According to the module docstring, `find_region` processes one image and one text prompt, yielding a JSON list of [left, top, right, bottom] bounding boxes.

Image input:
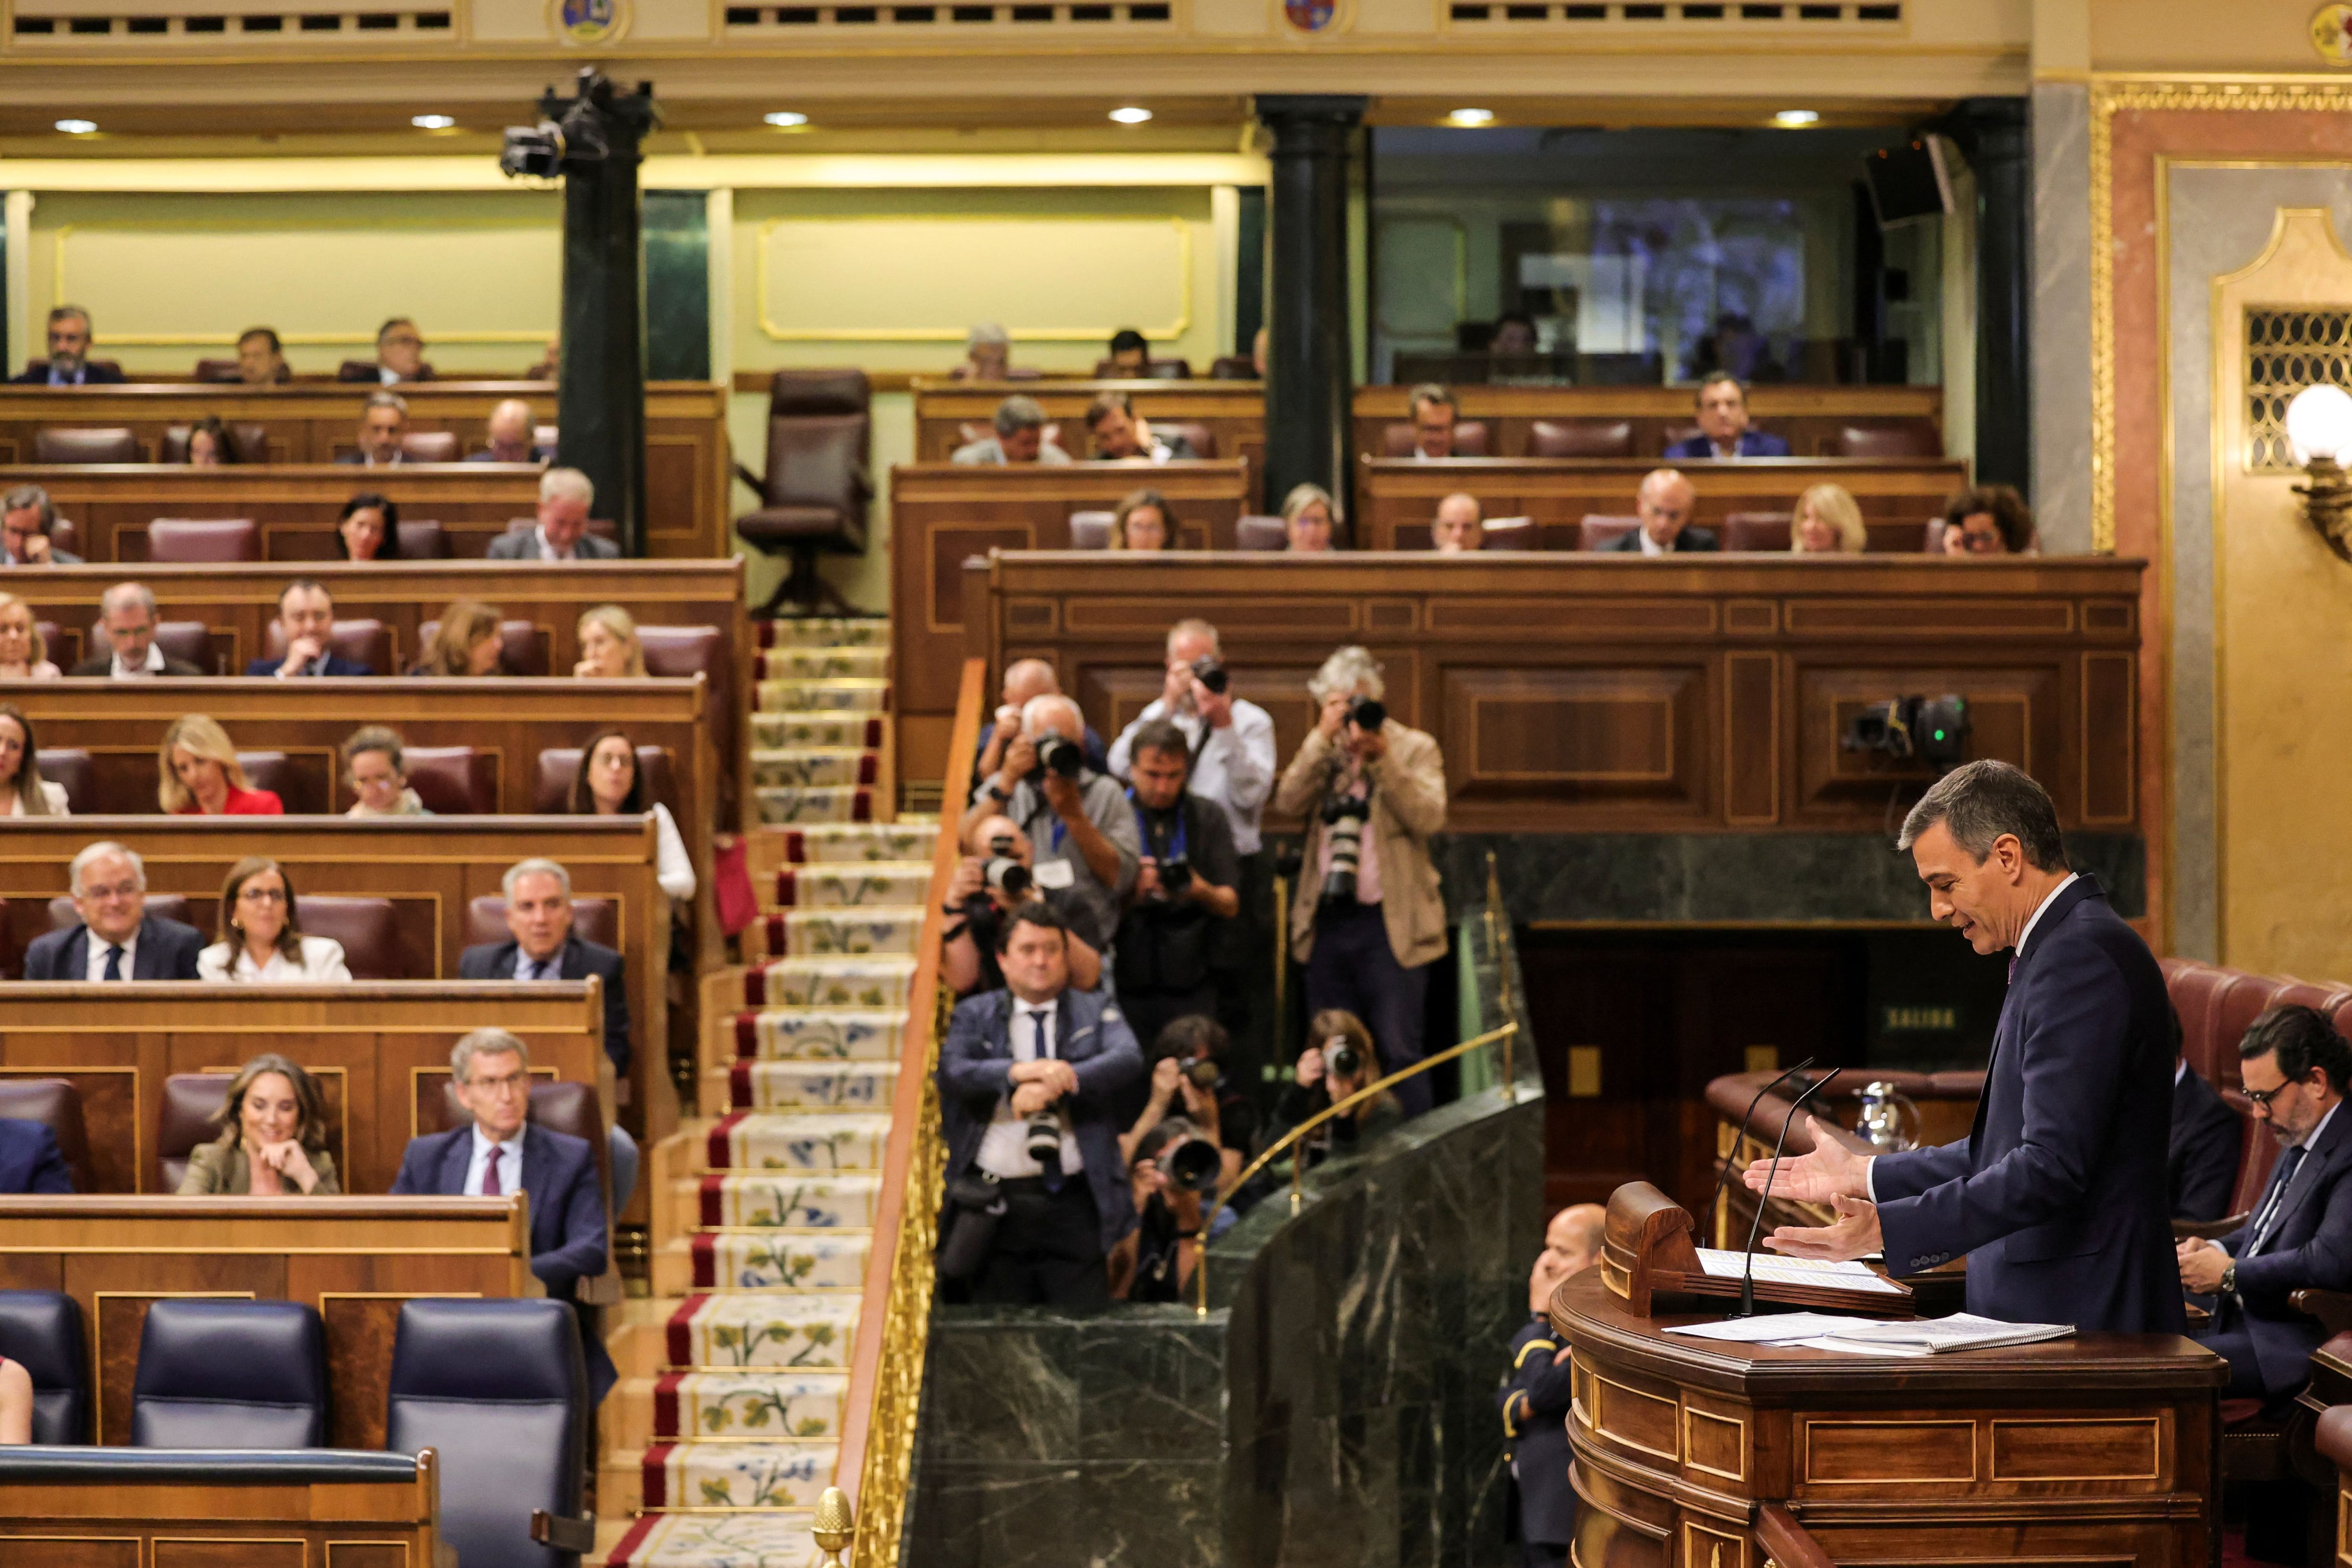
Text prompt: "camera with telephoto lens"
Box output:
[[1320, 793, 1372, 905], [1323, 1037, 1363, 1079], [982, 856, 1031, 901], [1150, 1032, 1223, 1090], [1191, 654, 1229, 696], [1346, 695, 1387, 733], [1155, 1124, 1224, 1194], [1024, 1105, 1065, 1175], [1034, 735, 1085, 780], [1840, 694, 1971, 774]]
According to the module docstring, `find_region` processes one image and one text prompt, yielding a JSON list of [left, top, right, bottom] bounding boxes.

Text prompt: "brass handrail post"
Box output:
[[1484, 849, 1514, 1102]]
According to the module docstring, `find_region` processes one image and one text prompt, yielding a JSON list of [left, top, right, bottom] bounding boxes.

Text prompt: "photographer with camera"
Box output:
[[1111, 719, 1241, 1076], [1266, 1009, 1404, 1159], [1121, 1015, 1256, 1190], [1274, 646, 1449, 1117], [941, 814, 1102, 999], [938, 903, 1143, 1308], [970, 658, 1107, 795], [961, 693, 1140, 953], [1112, 1116, 1229, 1303]]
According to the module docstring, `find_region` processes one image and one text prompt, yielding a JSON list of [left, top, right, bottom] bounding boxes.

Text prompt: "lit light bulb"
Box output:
[[1773, 109, 1820, 127], [55, 119, 96, 135], [2287, 383, 2352, 465], [1109, 106, 1153, 125], [412, 114, 456, 130], [1446, 108, 1495, 127], [764, 111, 809, 127]]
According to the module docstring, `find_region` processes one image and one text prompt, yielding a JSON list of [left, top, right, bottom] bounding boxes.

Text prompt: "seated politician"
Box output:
[[1084, 392, 1193, 461], [485, 468, 618, 562], [460, 858, 631, 1077], [2178, 1005, 2352, 1412], [178, 1053, 341, 1195], [69, 582, 206, 678], [572, 604, 647, 679], [16, 305, 125, 387], [3, 486, 82, 566], [246, 580, 374, 678], [951, 396, 1070, 466], [1940, 484, 2039, 556], [1407, 384, 1461, 460], [160, 715, 285, 816], [24, 840, 205, 980], [392, 1028, 615, 1400], [411, 601, 506, 677], [336, 493, 401, 562], [1431, 492, 1482, 554], [343, 726, 433, 818], [468, 398, 551, 463], [1282, 483, 1338, 552], [198, 856, 352, 983], [237, 326, 290, 386], [348, 316, 430, 385], [336, 391, 409, 468], [1663, 372, 1791, 460], [0, 1116, 73, 1194], [1108, 490, 1173, 553], [1600, 469, 1717, 554], [2171, 1016, 2242, 1224]]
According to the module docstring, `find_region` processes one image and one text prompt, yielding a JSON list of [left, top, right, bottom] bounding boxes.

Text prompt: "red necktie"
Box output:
[[483, 1145, 502, 1196]]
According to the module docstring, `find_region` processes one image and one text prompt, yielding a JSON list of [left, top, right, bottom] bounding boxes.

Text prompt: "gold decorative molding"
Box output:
[[2089, 73, 2352, 554], [755, 213, 1192, 343]]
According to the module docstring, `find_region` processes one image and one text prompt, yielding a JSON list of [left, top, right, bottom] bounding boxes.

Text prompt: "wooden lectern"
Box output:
[[1554, 1184, 2225, 1568]]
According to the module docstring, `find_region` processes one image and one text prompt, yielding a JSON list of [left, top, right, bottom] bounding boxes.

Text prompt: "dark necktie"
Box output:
[[528, 956, 551, 982], [1027, 1009, 1063, 1189], [2251, 1144, 2310, 1254], [483, 1145, 503, 1197], [102, 944, 124, 981]]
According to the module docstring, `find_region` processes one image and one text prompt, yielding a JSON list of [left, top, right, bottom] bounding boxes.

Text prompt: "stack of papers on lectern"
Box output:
[[1662, 1311, 2074, 1356], [1691, 1248, 1907, 1295]]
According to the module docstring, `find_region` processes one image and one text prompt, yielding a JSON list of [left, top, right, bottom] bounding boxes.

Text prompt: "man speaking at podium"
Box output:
[[1745, 760, 2184, 1334]]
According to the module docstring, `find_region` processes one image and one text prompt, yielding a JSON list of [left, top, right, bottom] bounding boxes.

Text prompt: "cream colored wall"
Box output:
[[24, 189, 561, 378], [2088, 0, 2341, 72]]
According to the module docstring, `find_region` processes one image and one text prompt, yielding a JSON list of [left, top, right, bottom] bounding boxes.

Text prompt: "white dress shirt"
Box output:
[[463, 1122, 527, 1196], [85, 929, 137, 981], [974, 998, 1084, 1178], [5, 780, 69, 816], [532, 525, 577, 562], [1106, 697, 1277, 855], [110, 643, 167, 679], [1637, 528, 1669, 557], [514, 945, 567, 982], [198, 935, 352, 983], [653, 802, 697, 901]]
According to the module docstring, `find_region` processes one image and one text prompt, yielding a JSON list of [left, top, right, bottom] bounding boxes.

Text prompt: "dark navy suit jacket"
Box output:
[[390, 1121, 615, 1400], [0, 1118, 73, 1193], [1874, 874, 2186, 1334], [23, 913, 205, 981], [1499, 1314, 1576, 1546], [939, 985, 1143, 1253], [2170, 1064, 2243, 1222], [2213, 1102, 2352, 1396], [1597, 526, 1719, 554], [242, 652, 375, 678], [459, 936, 629, 1075], [1662, 430, 1792, 459]]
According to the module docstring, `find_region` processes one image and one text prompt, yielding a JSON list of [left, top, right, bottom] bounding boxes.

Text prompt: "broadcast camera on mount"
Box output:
[[1840, 694, 1970, 774]]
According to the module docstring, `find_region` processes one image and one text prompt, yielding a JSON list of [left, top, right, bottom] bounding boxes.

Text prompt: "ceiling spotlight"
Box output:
[[1446, 108, 1495, 127], [764, 111, 809, 127], [55, 119, 96, 135], [1773, 109, 1820, 127], [412, 114, 456, 130], [1109, 106, 1153, 125]]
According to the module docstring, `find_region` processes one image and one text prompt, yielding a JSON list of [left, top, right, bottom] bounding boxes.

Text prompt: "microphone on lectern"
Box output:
[[1736, 1069, 1842, 1319], [1701, 1056, 1818, 1245]]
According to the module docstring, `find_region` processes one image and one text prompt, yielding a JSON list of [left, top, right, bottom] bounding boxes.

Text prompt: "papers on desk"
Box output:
[[1665, 1310, 2074, 1357], [1692, 1247, 1907, 1296]]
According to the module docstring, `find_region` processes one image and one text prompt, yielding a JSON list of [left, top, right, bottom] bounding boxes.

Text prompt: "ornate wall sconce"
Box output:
[[2288, 383, 2352, 561]]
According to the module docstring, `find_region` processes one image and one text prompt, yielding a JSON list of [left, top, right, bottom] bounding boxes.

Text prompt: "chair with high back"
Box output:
[[0, 1078, 91, 1192], [1069, 511, 1115, 550], [732, 369, 873, 616], [1381, 421, 1490, 457], [34, 428, 141, 465], [0, 1291, 90, 1443], [33, 749, 92, 813], [48, 519, 79, 558], [1527, 419, 1636, 458], [150, 621, 216, 672], [1723, 512, 1795, 552], [1208, 355, 1257, 380], [132, 1299, 328, 1449], [192, 358, 242, 384], [399, 745, 498, 814], [155, 1075, 230, 1193], [400, 432, 460, 464], [297, 896, 412, 979], [415, 619, 550, 676], [235, 752, 317, 811], [395, 519, 452, 559], [263, 618, 391, 675], [1834, 421, 1942, 459], [1162, 421, 1217, 459], [637, 624, 729, 724], [466, 896, 620, 952], [1480, 517, 1541, 552], [533, 745, 675, 816], [1578, 515, 1641, 552], [1236, 515, 1289, 551], [158, 423, 272, 464], [148, 519, 260, 564], [385, 1299, 590, 1567], [1091, 357, 1191, 379]]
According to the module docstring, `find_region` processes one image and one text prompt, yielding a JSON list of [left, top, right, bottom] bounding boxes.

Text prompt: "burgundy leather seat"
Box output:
[[0, 1078, 92, 1192], [533, 744, 676, 816], [1090, 357, 1192, 379], [1835, 421, 1942, 459], [297, 896, 412, 979], [192, 358, 242, 384], [237, 751, 326, 813], [399, 746, 498, 814], [1069, 512, 1114, 550], [1236, 515, 1289, 551], [414, 619, 550, 677], [1578, 515, 1641, 551], [733, 369, 872, 616], [34, 749, 91, 812], [1723, 512, 1794, 552], [1207, 355, 1257, 380], [1480, 517, 1540, 552], [1381, 421, 1490, 457], [263, 618, 390, 675], [148, 518, 260, 564], [400, 432, 460, 464], [1922, 517, 1952, 553], [34, 428, 141, 465], [1162, 421, 1217, 459], [47, 519, 79, 558], [159, 424, 271, 464], [1528, 419, 1634, 459], [156, 1075, 230, 1193], [338, 360, 435, 383], [396, 520, 453, 560], [465, 896, 620, 952]]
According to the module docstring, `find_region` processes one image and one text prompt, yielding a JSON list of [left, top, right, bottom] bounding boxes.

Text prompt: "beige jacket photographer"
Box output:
[[1273, 657, 1448, 970]]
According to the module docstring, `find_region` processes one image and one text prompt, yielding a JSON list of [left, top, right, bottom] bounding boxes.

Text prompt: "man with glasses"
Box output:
[[2177, 1006, 2352, 1411], [68, 582, 207, 678], [390, 1028, 615, 1401], [457, 858, 629, 1078], [21, 840, 204, 980]]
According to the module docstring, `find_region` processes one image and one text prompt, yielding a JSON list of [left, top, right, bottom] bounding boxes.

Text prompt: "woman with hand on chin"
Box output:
[[198, 856, 351, 982], [177, 1053, 342, 1195], [160, 714, 284, 816]]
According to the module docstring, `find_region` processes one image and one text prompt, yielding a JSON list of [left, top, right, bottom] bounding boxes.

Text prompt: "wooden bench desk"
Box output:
[[0, 982, 603, 1196], [0, 816, 673, 1145], [0, 1194, 535, 1449], [911, 378, 1265, 476], [1350, 383, 1947, 464], [961, 550, 2144, 836], [1358, 456, 1972, 551], [890, 459, 1251, 780], [0, 379, 731, 556]]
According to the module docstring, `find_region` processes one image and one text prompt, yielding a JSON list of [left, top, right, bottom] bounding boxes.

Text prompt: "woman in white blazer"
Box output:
[[197, 856, 354, 983]]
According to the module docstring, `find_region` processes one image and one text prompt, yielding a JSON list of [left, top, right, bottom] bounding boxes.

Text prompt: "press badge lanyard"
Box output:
[[1127, 790, 1188, 863]]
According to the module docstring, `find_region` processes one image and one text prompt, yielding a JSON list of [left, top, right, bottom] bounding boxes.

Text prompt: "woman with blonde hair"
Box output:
[[0, 704, 65, 816], [410, 601, 504, 677], [0, 594, 61, 680], [198, 856, 351, 982], [1108, 489, 1175, 552], [177, 1052, 340, 1195], [572, 603, 648, 678], [1789, 483, 1867, 555], [159, 714, 283, 816], [1281, 483, 1339, 552]]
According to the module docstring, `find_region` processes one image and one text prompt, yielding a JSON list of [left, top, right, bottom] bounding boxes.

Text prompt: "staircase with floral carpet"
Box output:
[[602, 617, 945, 1567]]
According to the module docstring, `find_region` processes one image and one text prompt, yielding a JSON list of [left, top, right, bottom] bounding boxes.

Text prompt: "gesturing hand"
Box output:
[[1762, 1194, 1882, 1262], [1741, 1116, 1870, 1203]]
